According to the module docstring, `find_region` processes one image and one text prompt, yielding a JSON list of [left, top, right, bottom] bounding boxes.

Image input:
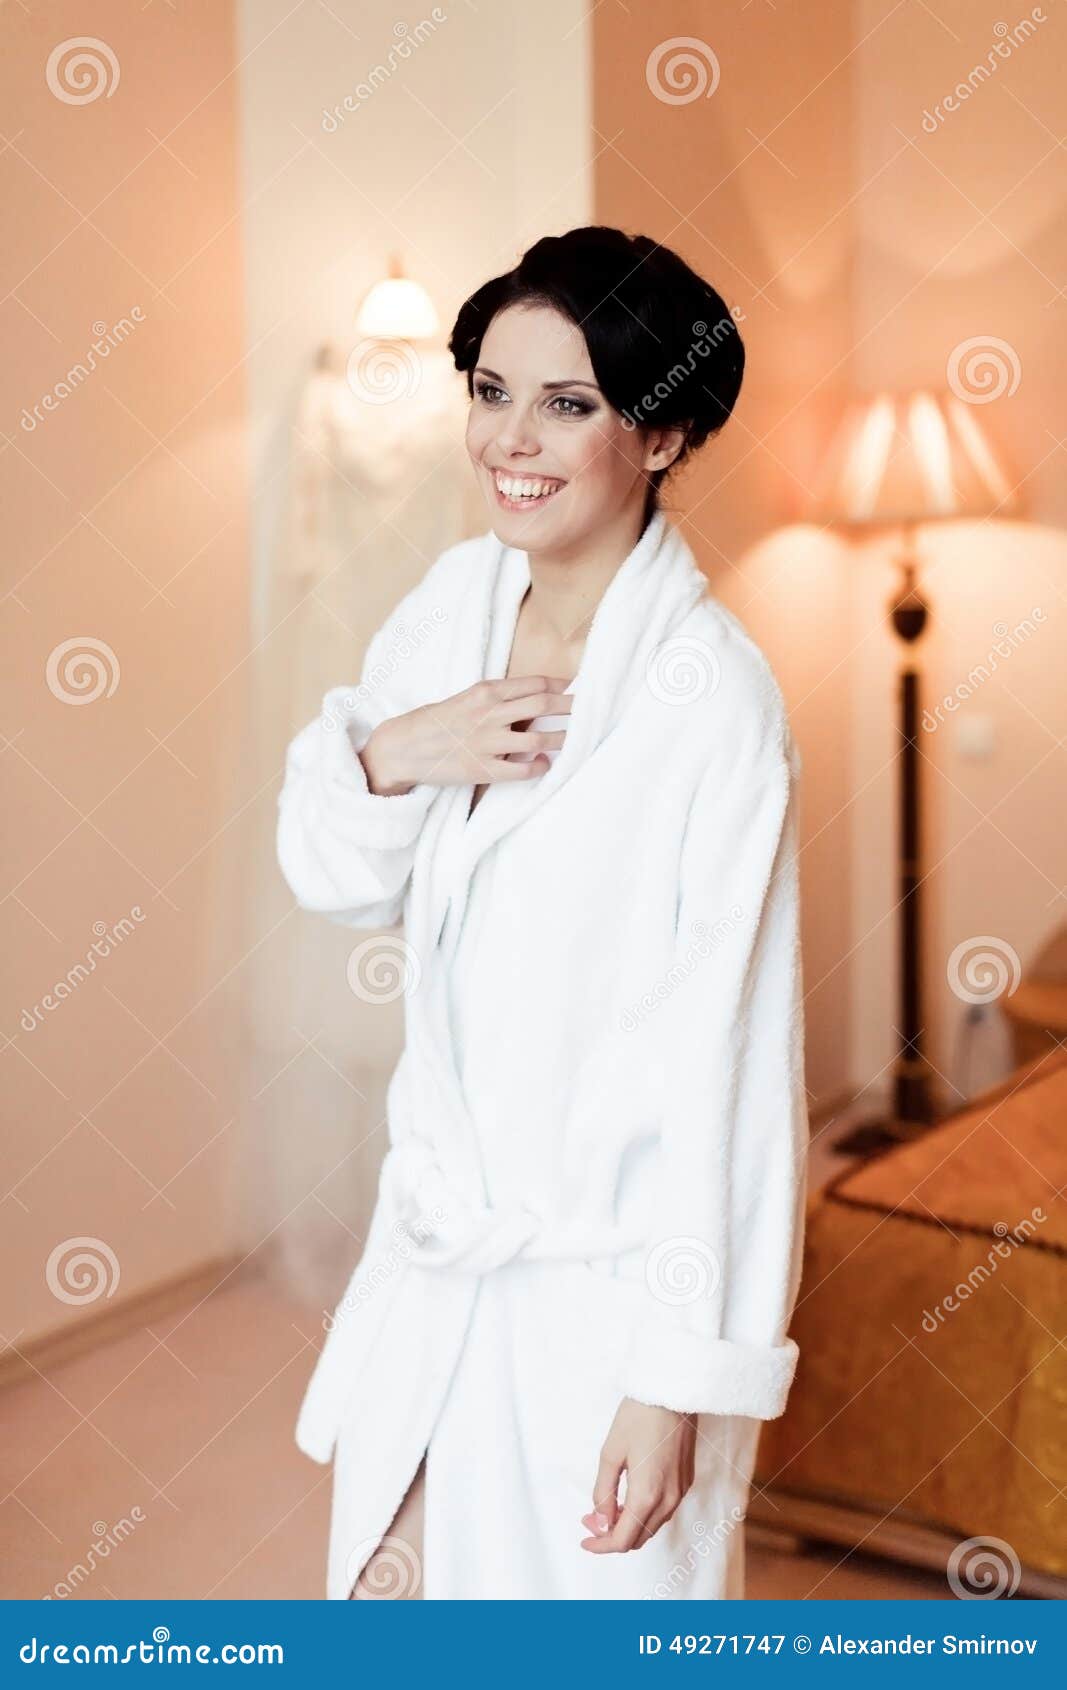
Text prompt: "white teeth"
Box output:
[[495, 472, 561, 500]]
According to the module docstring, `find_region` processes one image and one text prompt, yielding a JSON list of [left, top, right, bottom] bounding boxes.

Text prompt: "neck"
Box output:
[[521, 494, 654, 645]]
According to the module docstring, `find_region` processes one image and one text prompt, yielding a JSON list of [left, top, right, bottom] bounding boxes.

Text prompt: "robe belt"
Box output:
[[380, 1142, 604, 1276]]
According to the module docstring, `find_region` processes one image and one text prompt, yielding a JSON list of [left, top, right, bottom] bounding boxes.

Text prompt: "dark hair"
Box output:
[[448, 225, 745, 526]]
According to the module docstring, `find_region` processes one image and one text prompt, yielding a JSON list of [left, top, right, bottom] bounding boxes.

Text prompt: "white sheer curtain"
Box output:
[[242, 341, 476, 1305]]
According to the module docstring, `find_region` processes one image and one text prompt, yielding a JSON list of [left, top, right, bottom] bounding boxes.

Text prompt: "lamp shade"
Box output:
[[355, 255, 439, 341], [811, 389, 1019, 528]]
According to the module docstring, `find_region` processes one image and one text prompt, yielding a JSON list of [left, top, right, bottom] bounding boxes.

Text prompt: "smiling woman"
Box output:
[[451, 225, 744, 545], [279, 225, 806, 1601]]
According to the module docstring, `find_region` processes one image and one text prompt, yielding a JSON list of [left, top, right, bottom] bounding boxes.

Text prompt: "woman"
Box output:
[[276, 226, 808, 1601]]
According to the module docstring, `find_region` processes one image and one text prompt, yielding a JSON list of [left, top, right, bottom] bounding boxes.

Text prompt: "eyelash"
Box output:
[[473, 379, 595, 418]]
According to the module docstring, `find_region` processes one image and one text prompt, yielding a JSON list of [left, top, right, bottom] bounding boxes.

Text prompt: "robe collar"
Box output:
[[427, 508, 711, 962]]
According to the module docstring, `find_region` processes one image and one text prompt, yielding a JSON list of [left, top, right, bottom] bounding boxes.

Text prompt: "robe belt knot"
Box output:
[[381, 1142, 546, 1275]]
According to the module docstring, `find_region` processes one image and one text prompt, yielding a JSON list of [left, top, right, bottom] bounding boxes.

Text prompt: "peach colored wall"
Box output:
[[1, 4, 250, 1343], [593, 6, 859, 1110], [594, 3, 1067, 1114], [848, 0, 1067, 1108], [231, 0, 595, 1296]]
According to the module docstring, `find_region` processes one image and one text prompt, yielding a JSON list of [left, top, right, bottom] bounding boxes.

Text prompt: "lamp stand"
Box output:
[[833, 524, 938, 1156]]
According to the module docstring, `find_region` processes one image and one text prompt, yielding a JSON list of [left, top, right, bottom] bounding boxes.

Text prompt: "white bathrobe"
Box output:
[[276, 509, 808, 1600]]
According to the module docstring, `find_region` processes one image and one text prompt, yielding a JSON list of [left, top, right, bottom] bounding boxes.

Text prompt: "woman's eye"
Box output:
[[473, 381, 593, 417], [550, 395, 594, 418]]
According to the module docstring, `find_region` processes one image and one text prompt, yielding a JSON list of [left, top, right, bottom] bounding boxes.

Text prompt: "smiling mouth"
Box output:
[[491, 469, 566, 509]]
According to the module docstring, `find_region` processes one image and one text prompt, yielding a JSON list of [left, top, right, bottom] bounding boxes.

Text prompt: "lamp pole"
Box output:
[[835, 522, 937, 1154], [890, 528, 936, 1128]]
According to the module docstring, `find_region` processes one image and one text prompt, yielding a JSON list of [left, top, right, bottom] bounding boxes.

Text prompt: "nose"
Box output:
[[495, 403, 541, 458]]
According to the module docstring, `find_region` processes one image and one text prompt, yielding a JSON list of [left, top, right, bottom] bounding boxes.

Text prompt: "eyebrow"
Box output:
[[474, 366, 601, 393]]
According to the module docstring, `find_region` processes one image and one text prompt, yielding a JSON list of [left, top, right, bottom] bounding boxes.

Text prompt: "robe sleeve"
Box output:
[[275, 580, 447, 930], [616, 708, 808, 1421]]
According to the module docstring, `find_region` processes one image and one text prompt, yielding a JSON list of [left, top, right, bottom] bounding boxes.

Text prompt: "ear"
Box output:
[[641, 424, 689, 474]]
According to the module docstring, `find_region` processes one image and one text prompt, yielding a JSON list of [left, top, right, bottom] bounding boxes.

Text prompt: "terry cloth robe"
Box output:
[[276, 508, 808, 1600]]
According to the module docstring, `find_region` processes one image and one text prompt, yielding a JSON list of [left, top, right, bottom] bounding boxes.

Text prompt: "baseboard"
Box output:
[[0, 1253, 245, 1390]]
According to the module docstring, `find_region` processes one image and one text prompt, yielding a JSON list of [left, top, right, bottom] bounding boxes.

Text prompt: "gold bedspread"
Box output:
[[755, 1053, 1067, 1577]]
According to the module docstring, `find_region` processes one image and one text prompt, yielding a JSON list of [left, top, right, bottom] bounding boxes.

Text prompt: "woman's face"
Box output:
[[465, 303, 679, 551]]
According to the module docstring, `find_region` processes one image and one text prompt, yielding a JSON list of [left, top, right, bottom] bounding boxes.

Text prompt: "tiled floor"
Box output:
[[2, 1263, 947, 1601]]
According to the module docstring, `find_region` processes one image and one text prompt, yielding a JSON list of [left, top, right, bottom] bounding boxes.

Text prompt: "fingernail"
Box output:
[[582, 1511, 610, 1534]]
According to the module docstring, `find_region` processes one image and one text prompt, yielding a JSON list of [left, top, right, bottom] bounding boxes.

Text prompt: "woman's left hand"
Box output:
[[580, 1397, 697, 1552]]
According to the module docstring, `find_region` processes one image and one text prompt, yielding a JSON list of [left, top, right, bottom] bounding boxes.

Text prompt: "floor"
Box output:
[[2, 1105, 952, 1602]]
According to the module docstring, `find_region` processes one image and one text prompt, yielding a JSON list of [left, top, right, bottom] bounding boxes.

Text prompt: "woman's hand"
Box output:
[[358, 675, 573, 797], [580, 1398, 697, 1552]]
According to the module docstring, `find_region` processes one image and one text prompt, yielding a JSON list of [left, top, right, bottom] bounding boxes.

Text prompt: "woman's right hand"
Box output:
[[357, 675, 574, 797]]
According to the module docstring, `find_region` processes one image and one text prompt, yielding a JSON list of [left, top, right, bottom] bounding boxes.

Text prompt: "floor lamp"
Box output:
[[812, 390, 1018, 1155]]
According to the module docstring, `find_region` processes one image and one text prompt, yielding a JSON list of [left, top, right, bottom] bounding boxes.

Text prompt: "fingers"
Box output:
[[486, 728, 567, 756], [483, 674, 575, 703], [580, 1447, 623, 1549], [483, 683, 576, 726], [581, 1482, 683, 1553]]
